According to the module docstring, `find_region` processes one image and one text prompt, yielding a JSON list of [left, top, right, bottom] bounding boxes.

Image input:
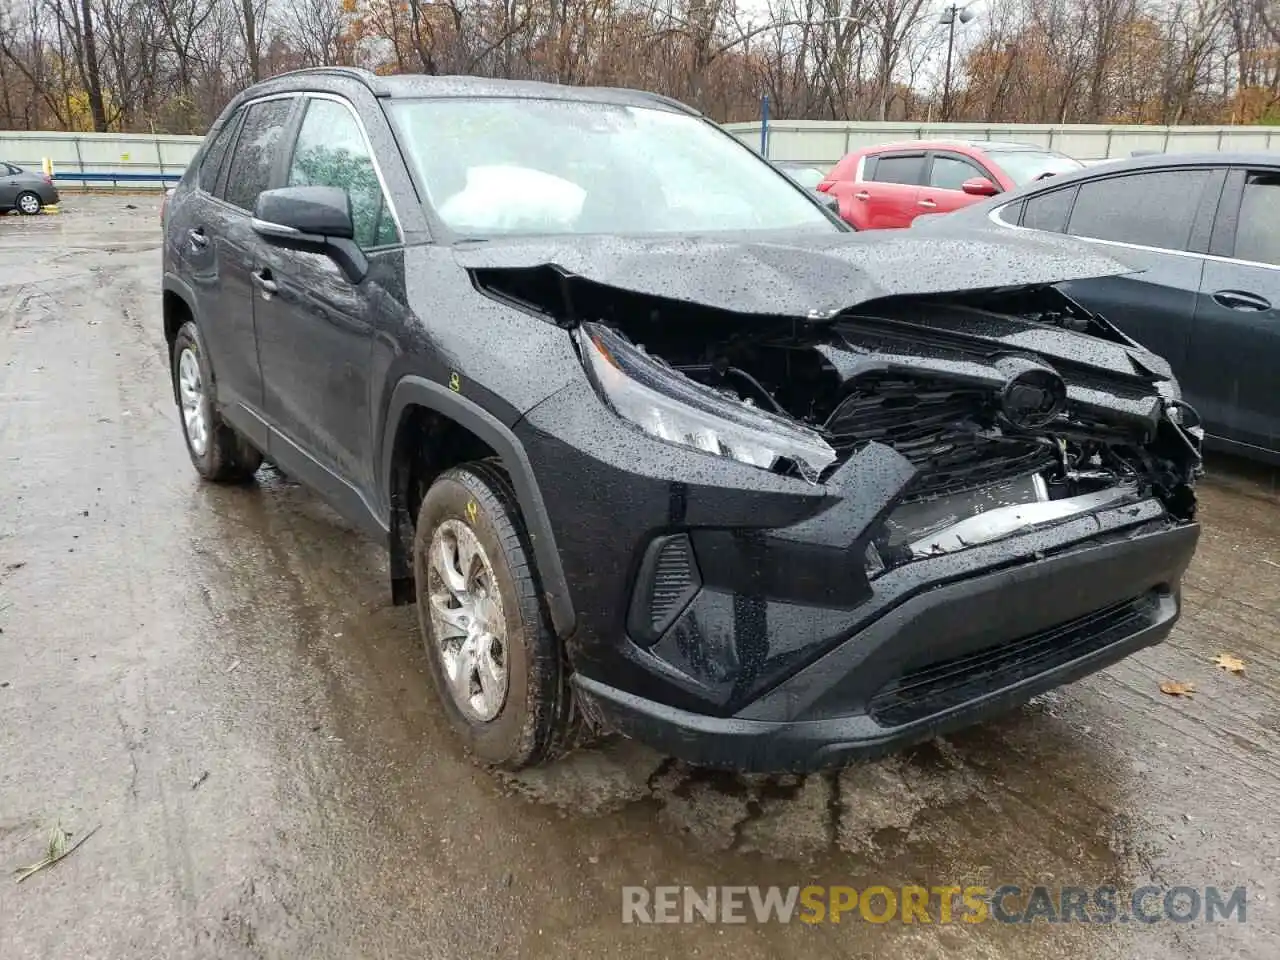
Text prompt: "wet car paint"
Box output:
[[2, 198, 1280, 958], [454, 228, 1138, 319]]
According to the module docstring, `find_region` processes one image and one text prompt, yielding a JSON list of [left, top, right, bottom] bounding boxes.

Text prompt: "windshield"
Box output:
[[987, 150, 1083, 186], [387, 98, 837, 237]]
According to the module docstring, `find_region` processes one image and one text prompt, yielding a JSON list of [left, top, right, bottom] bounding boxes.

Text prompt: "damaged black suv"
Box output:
[[162, 67, 1203, 773]]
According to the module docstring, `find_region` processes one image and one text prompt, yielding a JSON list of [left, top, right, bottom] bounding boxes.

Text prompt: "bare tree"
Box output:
[[0, 0, 1275, 133]]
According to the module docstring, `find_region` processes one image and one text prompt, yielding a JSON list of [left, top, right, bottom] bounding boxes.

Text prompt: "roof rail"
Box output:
[[263, 65, 391, 97]]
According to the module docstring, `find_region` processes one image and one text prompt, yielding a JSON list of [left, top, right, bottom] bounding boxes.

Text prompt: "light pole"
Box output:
[[939, 2, 976, 121]]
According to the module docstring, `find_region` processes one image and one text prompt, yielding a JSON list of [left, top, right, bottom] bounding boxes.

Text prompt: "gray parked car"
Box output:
[[913, 153, 1280, 464], [1, 162, 59, 214]]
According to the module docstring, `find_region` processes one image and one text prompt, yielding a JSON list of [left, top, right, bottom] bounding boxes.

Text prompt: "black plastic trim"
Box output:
[[379, 375, 575, 636], [626, 533, 702, 646]]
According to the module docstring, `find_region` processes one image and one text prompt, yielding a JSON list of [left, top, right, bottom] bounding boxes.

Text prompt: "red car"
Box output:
[[819, 139, 1082, 230]]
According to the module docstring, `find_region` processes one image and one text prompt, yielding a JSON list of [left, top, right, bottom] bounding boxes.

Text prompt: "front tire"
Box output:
[[15, 191, 42, 215], [413, 461, 572, 770], [171, 321, 262, 483]]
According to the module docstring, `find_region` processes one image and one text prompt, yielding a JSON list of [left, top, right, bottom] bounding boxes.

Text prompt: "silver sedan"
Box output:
[[1, 161, 60, 214]]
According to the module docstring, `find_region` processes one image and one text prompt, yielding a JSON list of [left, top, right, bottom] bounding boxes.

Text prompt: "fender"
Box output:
[[380, 375, 576, 638], [162, 272, 203, 403]]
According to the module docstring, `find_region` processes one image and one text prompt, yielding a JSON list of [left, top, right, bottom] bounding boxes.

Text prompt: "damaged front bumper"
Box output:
[[518, 379, 1201, 773]]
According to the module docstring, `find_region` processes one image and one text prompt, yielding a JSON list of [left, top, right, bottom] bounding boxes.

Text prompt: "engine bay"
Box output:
[[472, 265, 1202, 533]]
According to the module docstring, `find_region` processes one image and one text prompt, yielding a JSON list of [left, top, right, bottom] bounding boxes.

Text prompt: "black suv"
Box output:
[[163, 67, 1203, 773]]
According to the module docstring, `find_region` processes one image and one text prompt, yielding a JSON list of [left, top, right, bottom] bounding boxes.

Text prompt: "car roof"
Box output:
[[236, 66, 700, 116], [857, 138, 1053, 154]]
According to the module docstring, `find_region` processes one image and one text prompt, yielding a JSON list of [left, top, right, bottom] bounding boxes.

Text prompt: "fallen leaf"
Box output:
[[1160, 680, 1196, 697], [1213, 654, 1245, 674]]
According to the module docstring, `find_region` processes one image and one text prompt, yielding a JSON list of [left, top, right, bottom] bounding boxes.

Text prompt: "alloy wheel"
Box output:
[[177, 347, 209, 456], [426, 519, 509, 722]]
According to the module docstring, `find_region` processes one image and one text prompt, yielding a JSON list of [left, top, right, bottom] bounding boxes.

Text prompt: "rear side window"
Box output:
[[223, 98, 295, 212], [198, 119, 239, 194], [869, 154, 924, 185], [1066, 169, 1211, 251], [1233, 174, 1280, 266], [1022, 186, 1078, 233]]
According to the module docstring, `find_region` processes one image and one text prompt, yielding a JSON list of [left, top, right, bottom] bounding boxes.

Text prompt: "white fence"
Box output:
[[724, 120, 1280, 165], [3, 121, 1278, 186], [0, 131, 204, 186]]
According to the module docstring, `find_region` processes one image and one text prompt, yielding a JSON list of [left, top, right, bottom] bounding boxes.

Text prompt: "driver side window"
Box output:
[[929, 154, 984, 191], [288, 98, 398, 250]]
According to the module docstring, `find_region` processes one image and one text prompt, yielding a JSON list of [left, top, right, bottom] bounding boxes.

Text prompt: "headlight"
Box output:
[[577, 322, 837, 481]]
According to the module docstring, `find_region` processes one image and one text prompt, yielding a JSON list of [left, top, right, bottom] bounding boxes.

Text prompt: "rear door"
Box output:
[[920, 151, 996, 216], [856, 152, 924, 228], [1026, 166, 1224, 399], [197, 95, 299, 438], [1185, 167, 1280, 453]]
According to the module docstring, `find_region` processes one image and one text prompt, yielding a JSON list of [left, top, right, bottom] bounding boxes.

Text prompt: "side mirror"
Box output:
[[252, 185, 367, 283], [820, 192, 840, 214], [961, 177, 999, 197]]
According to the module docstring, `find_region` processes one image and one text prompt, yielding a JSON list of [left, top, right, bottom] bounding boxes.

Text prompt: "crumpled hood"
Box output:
[[452, 227, 1136, 317]]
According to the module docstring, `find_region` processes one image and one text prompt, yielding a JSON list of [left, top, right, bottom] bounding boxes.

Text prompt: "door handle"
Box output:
[[1212, 289, 1271, 312], [188, 228, 208, 248], [252, 270, 278, 298], [918, 198, 937, 209], [853, 191, 870, 201]]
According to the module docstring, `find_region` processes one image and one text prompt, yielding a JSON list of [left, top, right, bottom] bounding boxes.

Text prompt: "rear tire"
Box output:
[[413, 461, 574, 770], [15, 191, 42, 215], [171, 321, 262, 483]]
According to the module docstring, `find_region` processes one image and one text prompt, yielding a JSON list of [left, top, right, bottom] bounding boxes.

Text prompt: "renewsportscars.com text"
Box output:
[[621, 884, 1248, 925]]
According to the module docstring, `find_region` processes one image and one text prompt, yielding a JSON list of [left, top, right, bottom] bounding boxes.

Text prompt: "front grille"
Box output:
[[867, 595, 1155, 727], [824, 376, 1055, 500]]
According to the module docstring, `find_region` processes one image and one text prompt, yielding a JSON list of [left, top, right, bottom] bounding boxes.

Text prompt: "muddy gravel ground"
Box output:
[[2, 197, 1279, 959]]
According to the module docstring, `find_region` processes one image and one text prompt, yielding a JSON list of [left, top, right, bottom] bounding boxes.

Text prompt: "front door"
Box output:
[[255, 95, 401, 505], [919, 151, 996, 217], [1186, 169, 1280, 452]]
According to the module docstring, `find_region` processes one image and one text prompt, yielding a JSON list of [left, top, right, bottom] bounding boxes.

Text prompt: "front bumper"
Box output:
[[517, 381, 1200, 772], [573, 523, 1195, 772]]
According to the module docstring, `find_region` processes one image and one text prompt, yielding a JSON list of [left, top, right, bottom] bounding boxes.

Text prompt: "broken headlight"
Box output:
[[577, 322, 837, 480]]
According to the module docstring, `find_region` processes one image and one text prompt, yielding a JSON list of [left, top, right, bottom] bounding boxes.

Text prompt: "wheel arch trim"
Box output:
[[380, 375, 576, 637], [162, 274, 203, 403]]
